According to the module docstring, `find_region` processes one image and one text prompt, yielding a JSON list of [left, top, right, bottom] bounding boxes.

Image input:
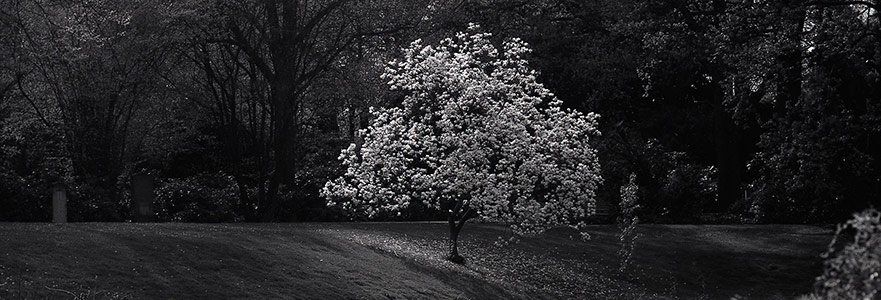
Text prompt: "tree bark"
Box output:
[[447, 202, 471, 263], [448, 215, 463, 263], [713, 87, 746, 212]]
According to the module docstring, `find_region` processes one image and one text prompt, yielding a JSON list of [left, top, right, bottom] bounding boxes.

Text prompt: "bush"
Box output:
[[155, 172, 242, 222], [599, 134, 717, 223], [0, 172, 51, 221], [66, 176, 133, 222], [803, 208, 881, 299]]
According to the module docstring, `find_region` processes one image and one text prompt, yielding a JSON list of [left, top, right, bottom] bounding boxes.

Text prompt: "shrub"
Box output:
[[597, 133, 717, 224], [154, 172, 242, 222], [0, 172, 51, 221], [66, 178, 130, 222], [803, 208, 881, 299]]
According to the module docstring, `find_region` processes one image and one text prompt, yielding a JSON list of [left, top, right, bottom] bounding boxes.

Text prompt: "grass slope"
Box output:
[[0, 223, 831, 299]]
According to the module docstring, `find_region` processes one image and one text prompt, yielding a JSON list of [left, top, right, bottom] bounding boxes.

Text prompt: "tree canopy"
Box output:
[[323, 26, 602, 260]]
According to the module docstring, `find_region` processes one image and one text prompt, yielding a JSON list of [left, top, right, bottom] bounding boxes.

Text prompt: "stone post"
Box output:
[[52, 183, 67, 223], [131, 174, 155, 222]]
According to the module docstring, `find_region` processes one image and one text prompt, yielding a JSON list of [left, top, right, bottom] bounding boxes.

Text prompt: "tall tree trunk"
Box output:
[[230, 0, 365, 221], [257, 0, 301, 222], [261, 80, 296, 221], [713, 88, 746, 212]]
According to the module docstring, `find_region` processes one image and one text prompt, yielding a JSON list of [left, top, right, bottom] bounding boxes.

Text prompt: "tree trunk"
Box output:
[[713, 88, 746, 212], [447, 202, 471, 263], [448, 214, 464, 263], [259, 67, 297, 222]]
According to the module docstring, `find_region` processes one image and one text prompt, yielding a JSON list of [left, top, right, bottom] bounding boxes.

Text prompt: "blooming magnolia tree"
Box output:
[[322, 25, 603, 262]]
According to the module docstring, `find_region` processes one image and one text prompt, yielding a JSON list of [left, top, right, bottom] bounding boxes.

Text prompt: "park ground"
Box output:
[[0, 222, 832, 299]]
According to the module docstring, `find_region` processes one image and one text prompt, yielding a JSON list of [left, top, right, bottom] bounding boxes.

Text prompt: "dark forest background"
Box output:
[[1, 0, 879, 223]]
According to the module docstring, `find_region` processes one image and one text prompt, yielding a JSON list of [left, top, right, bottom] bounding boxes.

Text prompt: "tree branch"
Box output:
[[16, 75, 52, 128], [228, 22, 274, 79]]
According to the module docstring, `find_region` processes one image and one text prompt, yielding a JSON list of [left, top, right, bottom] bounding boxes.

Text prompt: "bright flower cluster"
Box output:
[[322, 24, 603, 235]]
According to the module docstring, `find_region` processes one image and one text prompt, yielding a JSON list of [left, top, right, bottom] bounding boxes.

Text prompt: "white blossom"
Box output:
[[322, 25, 603, 236]]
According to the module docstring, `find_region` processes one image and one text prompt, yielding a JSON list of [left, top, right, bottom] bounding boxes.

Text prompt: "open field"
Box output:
[[0, 223, 832, 299]]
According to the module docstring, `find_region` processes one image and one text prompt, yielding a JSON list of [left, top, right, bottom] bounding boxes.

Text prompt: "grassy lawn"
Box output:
[[0, 223, 831, 299]]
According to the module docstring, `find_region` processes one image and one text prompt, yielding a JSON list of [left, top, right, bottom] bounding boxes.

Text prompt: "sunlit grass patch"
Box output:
[[325, 225, 656, 299]]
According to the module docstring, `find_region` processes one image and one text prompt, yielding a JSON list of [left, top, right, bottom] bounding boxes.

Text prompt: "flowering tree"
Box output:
[[322, 25, 603, 262]]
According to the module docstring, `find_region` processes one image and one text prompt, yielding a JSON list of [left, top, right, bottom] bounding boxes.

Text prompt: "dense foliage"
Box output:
[[0, 0, 878, 223], [154, 173, 243, 222]]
